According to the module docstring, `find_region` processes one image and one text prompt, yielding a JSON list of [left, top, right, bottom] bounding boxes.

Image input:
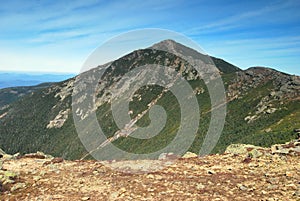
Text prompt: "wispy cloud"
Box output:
[[186, 0, 297, 35], [202, 35, 300, 75], [0, 0, 299, 75]]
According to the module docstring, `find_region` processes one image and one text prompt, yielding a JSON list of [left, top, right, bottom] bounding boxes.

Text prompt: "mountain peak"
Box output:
[[150, 39, 197, 55], [150, 39, 240, 73], [150, 39, 214, 65], [151, 39, 178, 48]]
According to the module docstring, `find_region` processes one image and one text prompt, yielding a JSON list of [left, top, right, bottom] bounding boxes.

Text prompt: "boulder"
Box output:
[[182, 152, 198, 159], [0, 148, 5, 170], [225, 144, 265, 158], [249, 148, 264, 158], [158, 152, 178, 160], [0, 148, 5, 158], [0, 148, 14, 160]]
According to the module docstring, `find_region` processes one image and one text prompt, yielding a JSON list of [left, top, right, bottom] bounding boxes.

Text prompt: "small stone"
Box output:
[[39, 171, 46, 176], [267, 184, 278, 190], [41, 179, 49, 183], [33, 176, 42, 181], [286, 183, 297, 190], [285, 171, 293, 177], [81, 197, 90, 200], [119, 187, 126, 193], [11, 183, 26, 192], [109, 192, 119, 199], [267, 177, 279, 184], [207, 170, 215, 175], [13, 153, 20, 158], [196, 183, 205, 190], [237, 184, 248, 191], [155, 175, 163, 180], [261, 190, 267, 195], [293, 190, 300, 197], [146, 174, 154, 179]]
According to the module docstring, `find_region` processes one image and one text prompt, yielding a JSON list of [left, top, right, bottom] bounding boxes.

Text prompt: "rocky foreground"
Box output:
[[1, 140, 300, 201]]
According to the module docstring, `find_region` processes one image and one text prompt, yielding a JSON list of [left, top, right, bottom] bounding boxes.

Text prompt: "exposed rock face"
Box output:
[[46, 109, 70, 129], [1, 140, 299, 200], [227, 67, 300, 124], [244, 96, 279, 123], [54, 79, 74, 101], [228, 67, 300, 101]]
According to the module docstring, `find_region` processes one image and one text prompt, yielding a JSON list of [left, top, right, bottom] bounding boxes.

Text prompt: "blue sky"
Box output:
[[0, 0, 299, 75]]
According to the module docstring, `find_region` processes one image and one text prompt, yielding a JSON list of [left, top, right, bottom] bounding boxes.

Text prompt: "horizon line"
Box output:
[[0, 70, 78, 75]]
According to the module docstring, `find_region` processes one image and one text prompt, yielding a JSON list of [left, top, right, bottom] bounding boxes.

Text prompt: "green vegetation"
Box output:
[[0, 45, 299, 160], [0, 83, 52, 108]]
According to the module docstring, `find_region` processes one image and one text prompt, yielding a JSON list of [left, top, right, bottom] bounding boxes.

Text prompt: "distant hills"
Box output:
[[0, 83, 53, 109], [0, 72, 75, 89], [0, 40, 299, 160]]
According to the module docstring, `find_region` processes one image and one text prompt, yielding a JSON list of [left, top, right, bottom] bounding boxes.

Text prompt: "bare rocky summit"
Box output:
[[1, 140, 299, 200]]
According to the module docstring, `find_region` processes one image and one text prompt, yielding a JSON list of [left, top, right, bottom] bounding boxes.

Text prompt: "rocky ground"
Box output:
[[1, 140, 300, 201]]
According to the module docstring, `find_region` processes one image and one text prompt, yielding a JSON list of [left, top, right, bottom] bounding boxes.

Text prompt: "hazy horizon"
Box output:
[[0, 71, 76, 89]]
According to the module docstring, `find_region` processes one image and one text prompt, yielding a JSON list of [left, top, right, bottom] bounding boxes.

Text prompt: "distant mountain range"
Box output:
[[0, 40, 299, 160], [0, 72, 75, 89]]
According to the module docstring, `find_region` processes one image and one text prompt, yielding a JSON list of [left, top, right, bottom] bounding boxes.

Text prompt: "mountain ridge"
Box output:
[[0, 40, 299, 160]]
